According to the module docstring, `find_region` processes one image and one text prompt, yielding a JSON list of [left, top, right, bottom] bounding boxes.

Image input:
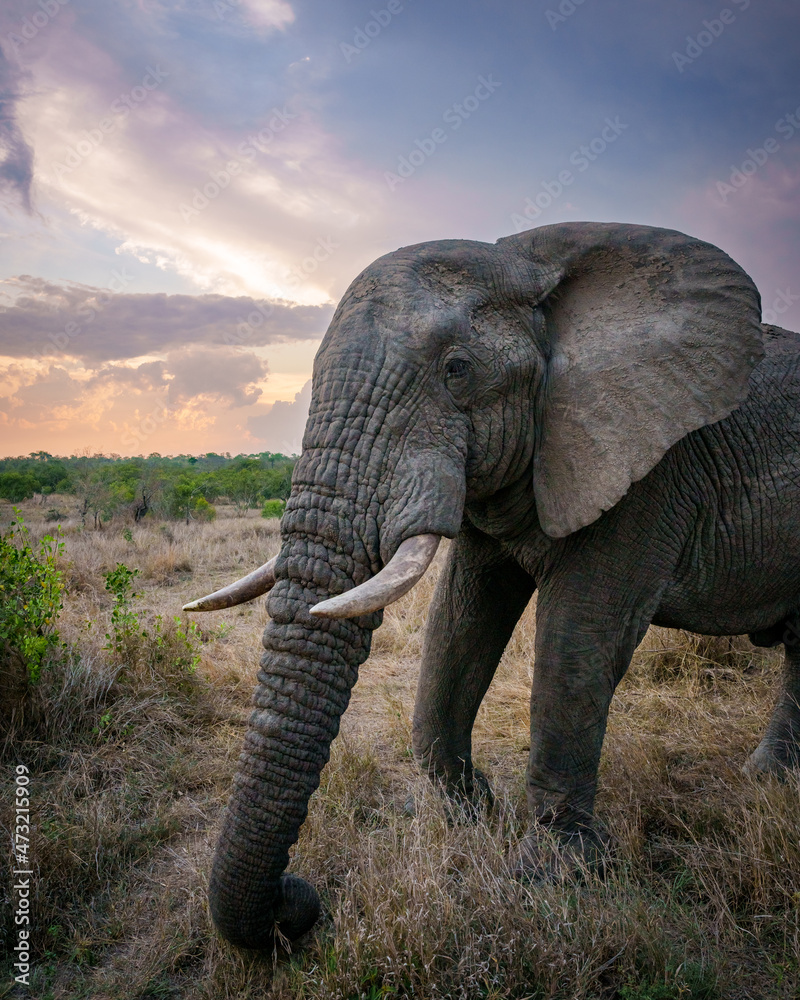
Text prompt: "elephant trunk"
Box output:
[[208, 512, 376, 947]]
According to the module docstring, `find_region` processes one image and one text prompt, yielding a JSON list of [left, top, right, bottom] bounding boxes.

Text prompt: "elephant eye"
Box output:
[[445, 357, 471, 380]]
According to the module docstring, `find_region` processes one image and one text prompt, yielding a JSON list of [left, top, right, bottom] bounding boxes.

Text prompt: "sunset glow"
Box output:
[[1, 1, 798, 456]]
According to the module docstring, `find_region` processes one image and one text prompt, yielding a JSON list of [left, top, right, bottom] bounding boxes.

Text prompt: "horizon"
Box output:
[[1, 0, 798, 455], [0, 450, 298, 460]]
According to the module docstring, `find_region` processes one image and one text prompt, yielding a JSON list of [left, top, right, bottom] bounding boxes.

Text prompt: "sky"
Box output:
[[0, 0, 798, 457]]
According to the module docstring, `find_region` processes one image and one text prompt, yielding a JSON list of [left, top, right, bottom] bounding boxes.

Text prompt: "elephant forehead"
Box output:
[[316, 240, 519, 364], [323, 286, 473, 357], [384, 305, 472, 354]]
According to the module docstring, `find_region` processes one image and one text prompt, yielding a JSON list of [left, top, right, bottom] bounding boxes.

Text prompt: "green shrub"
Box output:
[[143, 615, 202, 675], [0, 471, 38, 501], [103, 562, 201, 677], [0, 513, 64, 682], [261, 498, 286, 519], [192, 496, 216, 521], [164, 476, 216, 523], [103, 563, 143, 659]]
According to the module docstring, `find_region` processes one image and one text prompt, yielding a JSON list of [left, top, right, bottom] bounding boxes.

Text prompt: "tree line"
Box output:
[[0, 452, 296, 525]]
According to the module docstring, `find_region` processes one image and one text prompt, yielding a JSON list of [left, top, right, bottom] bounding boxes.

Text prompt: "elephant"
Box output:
[[184, 221, 800, 948]]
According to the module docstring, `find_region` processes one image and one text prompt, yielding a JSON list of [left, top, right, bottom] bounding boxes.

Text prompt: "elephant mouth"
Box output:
[[182, 533, 441, 618]]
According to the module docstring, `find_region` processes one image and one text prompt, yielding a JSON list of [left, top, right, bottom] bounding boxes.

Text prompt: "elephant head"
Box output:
[[186, 222, 761, 947]]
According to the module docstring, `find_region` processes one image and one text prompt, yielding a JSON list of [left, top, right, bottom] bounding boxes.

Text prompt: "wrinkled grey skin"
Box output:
[[208, 222, 800, 948]]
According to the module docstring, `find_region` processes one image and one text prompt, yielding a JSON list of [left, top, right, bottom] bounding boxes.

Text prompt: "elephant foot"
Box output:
[[274, 874, 322, 942], [745, 703, 800, 777], [512, 827, 611, 883], [443, 767, 494, 823], [744, 738, 800, 778], [408, 767, 494, 822]]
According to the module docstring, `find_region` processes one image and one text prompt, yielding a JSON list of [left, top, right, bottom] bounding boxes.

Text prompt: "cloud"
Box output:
[[673, 146, 800, 331], [0, 276, 331, 362], [0, 45, 34, 212], [2, 0, 799, 458], [5, 5, 387, 304], [5, 365, 79, 418], [0, 345, 292, 454], [239, 0, 295, 32], [246, 378, 310, 454], [89, 359, 167, 392], [83, 346, 270, 408], [164, 345, 269, 407]]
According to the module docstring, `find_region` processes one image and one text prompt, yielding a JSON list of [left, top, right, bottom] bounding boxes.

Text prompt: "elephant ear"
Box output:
[[497, 222, 764, 538]]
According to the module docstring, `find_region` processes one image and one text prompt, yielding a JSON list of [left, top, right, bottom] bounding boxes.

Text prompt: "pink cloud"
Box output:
[[675, 152, 800, 331]]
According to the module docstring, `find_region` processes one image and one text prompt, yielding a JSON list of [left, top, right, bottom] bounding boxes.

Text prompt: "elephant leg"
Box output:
[[412, 521, 535, 807], [747, 615, 800, 774], [517, 581, 655, 873]]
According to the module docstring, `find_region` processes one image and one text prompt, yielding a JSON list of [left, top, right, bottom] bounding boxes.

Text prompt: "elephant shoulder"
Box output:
[[760, 324, 800, 357], [749, 325, 800, 398]]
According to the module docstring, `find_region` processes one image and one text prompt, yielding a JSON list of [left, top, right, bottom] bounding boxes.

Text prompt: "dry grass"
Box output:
[[1, 502, 798, 999]]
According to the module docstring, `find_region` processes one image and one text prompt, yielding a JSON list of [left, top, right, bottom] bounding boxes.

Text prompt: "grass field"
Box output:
[[1, 501, 799, 999]]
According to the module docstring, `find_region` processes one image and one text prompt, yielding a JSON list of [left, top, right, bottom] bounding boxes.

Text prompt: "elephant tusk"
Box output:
[[310, 534, 441, 619], [182, 556, 277, 612]]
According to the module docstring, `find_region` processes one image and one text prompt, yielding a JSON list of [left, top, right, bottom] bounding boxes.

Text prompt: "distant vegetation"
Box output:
[[0, 451, 296, 524]]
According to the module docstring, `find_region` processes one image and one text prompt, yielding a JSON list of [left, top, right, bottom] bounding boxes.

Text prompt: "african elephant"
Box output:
[[185, 221, 800, 948]]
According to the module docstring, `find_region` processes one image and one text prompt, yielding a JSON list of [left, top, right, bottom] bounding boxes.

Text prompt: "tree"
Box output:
[[165, 475, 216, 524], [0, 452, 296, 521], [0, 472, 38, 502], [214, 461, 268, 515], [132, 478, 160, 522], [262, 465, 293, 500], [71, 455, 113, 529], [32, 460, 70, 494]]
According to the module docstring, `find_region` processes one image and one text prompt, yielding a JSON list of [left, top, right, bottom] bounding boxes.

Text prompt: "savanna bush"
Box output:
[[0, 512, 64, 684], [193, 496, 217, 522], [103, 562, 202, 684], [261, 498, 286, 519], [0, 470, 39, 501]]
